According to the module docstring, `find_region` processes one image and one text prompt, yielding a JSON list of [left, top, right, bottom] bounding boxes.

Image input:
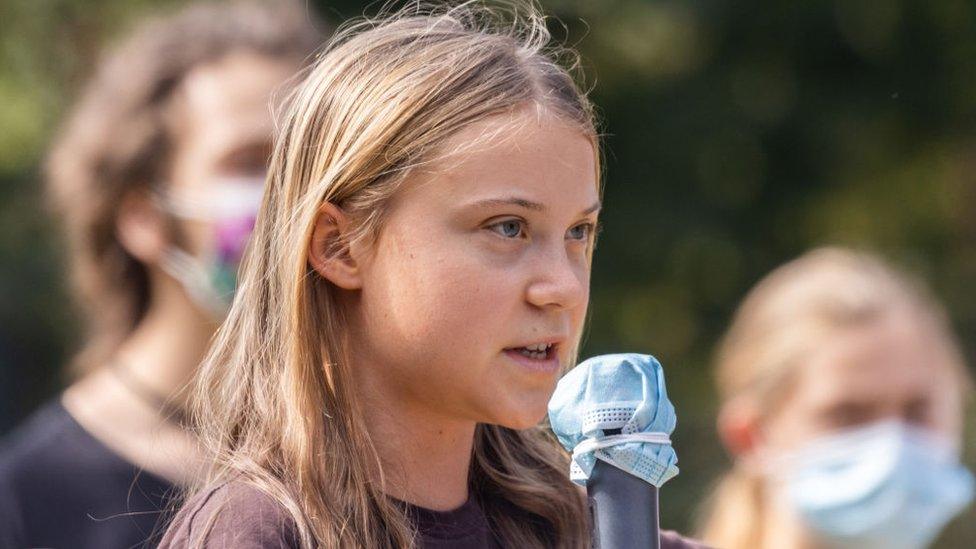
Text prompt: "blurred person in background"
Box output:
[[697, 247, 974, 549], [0, 1, 323, 547]]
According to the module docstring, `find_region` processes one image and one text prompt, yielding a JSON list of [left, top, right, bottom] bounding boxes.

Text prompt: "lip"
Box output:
[[503, 341, 563, 375], [507, 336, 567, 350]]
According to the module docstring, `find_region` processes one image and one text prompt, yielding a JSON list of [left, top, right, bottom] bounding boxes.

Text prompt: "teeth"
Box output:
[[519, 348, 548, 359], [516, 342, 553, 359]]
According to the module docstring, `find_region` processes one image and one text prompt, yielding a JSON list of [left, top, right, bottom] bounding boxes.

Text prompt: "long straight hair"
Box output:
[[186, 2, 599, 547]]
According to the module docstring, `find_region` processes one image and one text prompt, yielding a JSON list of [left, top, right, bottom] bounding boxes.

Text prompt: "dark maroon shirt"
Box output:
[[159, 480, 708, 548]]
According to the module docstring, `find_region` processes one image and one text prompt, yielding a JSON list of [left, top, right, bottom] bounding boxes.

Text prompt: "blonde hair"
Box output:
[[697, 247, 972, 548], [187, 2, 598, 547], [44, 0, 323, 377]]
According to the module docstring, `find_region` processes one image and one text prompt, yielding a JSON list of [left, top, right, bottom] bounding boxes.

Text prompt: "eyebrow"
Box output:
[[468, 197, 602, 217]]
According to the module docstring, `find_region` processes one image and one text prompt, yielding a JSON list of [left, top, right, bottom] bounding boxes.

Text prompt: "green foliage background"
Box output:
[[1, 0, 975, 543]]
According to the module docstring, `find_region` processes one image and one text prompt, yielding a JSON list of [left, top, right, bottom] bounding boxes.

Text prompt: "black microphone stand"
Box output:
[[587, 459, 661, 549]]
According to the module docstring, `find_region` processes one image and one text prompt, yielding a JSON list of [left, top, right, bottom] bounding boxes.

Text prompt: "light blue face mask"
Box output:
[[548, 353, 679, 487], [769, 420, 975, 549]]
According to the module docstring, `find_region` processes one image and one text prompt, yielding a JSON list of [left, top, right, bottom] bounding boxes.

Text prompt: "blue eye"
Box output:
[[567, 223, 594, 241], [489, 219, 525, 239]]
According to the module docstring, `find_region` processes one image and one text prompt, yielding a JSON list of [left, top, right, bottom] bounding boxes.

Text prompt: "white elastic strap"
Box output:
[[572, 432, 672, 460], [159, 248, 226, 316], [151, 189, 208, 220], [152, 177, 265, 221]]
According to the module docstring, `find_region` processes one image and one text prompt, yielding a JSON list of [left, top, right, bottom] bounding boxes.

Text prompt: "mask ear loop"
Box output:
[[157, 247, 228, 316], [149, 183, 202, 253], [150, 183, 209, 220], [150, 184, 230, 317], [572, 432, 673, 462]]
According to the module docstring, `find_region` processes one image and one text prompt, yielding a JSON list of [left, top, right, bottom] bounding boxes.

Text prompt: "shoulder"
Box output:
[[0, 398, 90, 504], [0, 471, 24, 547], [0, 399, 76, 473], [661, 530, 714, 549], [159, 479, 300, 549], [0, 397, 145, 484], [0, 398, 178, 546], [0, 396, 174, 498], [0, 399, 80, 545]]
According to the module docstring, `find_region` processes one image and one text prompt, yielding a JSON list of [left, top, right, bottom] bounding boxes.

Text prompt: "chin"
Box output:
[[491, 400, 550, 430]]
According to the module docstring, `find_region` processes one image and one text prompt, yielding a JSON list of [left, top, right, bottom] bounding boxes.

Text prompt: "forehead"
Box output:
[[795, 312, 957, 406], [401, 110, 599, 209], [168, 52, 298, 171]]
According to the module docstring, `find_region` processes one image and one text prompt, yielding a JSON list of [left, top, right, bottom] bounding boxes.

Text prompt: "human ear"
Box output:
[[717, 397, 764, 464], [116, 189, 168, 265], [307, 202, 362, 290]]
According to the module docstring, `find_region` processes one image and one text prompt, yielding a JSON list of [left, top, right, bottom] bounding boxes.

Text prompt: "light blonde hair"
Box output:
[[697, 246, 972, 548], [186, 2, 598, 547], [45, 0, 323, 377]]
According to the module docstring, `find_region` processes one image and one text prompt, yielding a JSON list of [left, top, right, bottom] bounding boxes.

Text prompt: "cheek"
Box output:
[[176, 218, 216, 257], [571, 280, 591, 331], [758, 379, 826, 453], [355, 224, 584, 426], [761, 405, 819, 453], [363, 231, 520, 357], [924, 375, 962, 437]]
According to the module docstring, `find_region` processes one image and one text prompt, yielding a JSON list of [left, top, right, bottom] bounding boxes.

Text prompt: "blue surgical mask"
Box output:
[[548, 353, 679, 488], [155, 176, 265, 316], [767, 420, 974, 549]]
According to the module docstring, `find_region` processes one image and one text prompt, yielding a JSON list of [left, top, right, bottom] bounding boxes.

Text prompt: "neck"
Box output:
[[760, 486, 817, 549], [112, 280, 218, 406], [60, 281, 214, 485], [354, 364, 477, 511]]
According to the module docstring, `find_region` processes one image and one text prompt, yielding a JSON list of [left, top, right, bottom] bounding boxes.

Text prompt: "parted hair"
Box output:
[[45, 0, 324, 377], [185, 1, 599, 547]]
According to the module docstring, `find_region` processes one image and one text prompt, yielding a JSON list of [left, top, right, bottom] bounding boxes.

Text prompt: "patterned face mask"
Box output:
[[154, 175, 265, 316], [548, 353, 679, 488]]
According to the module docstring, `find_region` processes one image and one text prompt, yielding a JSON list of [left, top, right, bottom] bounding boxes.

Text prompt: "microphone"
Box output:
[[548, 354, 679, 549]]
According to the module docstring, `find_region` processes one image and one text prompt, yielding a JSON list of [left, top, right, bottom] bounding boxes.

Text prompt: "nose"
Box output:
[[524, 243, 588, 311]]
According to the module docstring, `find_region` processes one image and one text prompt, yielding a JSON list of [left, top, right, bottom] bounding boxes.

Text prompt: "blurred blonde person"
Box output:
[[698, 247, 974, 549], [0, 2, 323, 547]]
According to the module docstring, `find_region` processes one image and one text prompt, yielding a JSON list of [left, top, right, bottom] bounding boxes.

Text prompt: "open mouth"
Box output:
[[506, 342, 556, 361]]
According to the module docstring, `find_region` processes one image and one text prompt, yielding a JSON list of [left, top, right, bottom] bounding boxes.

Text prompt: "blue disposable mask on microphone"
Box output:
[[768, 420, 974, 549], [548, 353, 679, 487]]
